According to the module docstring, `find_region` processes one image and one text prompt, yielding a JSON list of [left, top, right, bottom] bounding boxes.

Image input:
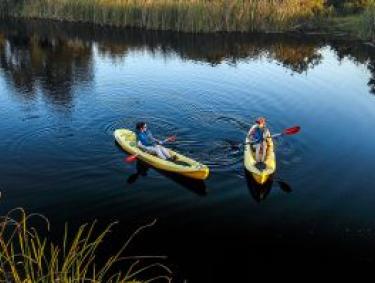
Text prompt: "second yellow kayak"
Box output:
[[244, 134, 276, 185], [114, 129, 209, 180]]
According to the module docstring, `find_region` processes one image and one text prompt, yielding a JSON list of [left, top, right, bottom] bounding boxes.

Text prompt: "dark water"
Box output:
[[1, 19, 375, 281]]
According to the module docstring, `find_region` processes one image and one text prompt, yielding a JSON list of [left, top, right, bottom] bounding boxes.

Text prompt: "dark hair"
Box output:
[[136, 121, 146, 131], [256, 117, 266, 125]]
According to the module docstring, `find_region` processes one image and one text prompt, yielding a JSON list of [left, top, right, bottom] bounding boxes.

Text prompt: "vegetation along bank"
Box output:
[[0, 1, 374, 39]]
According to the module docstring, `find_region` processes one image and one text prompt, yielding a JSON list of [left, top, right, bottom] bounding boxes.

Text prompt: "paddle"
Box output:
[[125, 155, 138, 163], [124, 135, 177, 163], [276, 180, 293, 193], [229, 126, 300, 150], [245, 126, 300, 146], [271, 126, 301, 138]]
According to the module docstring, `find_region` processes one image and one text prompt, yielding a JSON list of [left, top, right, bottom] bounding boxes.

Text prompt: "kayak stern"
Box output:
[[252, 172, 272, 185], [182, 166, 210, 180]]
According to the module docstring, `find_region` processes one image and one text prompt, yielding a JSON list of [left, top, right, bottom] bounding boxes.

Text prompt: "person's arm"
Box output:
[[147, 131, 163, 145], [247, 125, 256, 141], [137, 140, 148, 150]]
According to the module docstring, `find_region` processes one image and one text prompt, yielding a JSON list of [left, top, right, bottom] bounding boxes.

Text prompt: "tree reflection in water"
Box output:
[[0, 18, 374, 108], [0, 22, 93, 109], [330, 40, 375, 95]]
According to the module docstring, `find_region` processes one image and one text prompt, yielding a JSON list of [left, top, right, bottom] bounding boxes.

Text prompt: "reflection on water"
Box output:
[[332, 41, 375, 95], [245, 171, 293, 203], [246, 173, 274, 202], [0, 22, 93, 109], [1, 19, 374, 103], [127, 160, 207, 196]]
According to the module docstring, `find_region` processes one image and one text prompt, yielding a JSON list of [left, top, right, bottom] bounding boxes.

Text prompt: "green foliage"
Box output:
[[327, 0, 373, 12]]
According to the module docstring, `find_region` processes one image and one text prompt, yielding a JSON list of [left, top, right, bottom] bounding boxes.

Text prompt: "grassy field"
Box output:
[[0, 1, 374, 38], [0, 0, 326, 33]]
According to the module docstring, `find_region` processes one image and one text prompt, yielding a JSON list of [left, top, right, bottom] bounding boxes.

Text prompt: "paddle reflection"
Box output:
[[127, 160, 207, 196], [245, 171, 292, 202]]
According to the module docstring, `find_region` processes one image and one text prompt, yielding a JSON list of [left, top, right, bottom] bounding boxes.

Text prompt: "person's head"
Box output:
[[136, 121, 147, 132], [256, 117, 266, 128]]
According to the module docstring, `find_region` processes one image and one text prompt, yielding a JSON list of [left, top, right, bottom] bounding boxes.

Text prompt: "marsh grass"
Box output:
[[0, 208, 172, 282], [0, 0, 325, 33]]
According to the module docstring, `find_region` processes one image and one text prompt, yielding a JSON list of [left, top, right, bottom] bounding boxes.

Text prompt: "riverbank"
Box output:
[[0, 0, 374, 41]]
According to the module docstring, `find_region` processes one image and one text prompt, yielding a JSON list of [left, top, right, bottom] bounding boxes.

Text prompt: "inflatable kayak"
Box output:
[[244, 134, 276, 185], [114, 129, 209, 180]]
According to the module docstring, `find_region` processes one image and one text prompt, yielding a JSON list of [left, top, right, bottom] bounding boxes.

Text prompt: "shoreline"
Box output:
[[0, 0, 373, 42], [1, 15, 373, 46]]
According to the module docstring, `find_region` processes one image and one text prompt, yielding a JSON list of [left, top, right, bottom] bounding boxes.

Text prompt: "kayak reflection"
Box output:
[[245, 171, 292, 202], [127, 160, 207, 196]]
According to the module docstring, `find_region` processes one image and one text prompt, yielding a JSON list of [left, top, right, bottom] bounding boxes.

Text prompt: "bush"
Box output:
[[327, 0, 373, 13]]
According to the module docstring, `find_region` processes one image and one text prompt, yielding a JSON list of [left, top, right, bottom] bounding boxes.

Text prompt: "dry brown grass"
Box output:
[[0, 0, 325, 32], [0, 208, 172, 282]]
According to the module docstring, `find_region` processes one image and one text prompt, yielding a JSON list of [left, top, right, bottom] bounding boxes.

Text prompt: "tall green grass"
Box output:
[[0, 208, 172, 282], [0, 0, 325, 33]]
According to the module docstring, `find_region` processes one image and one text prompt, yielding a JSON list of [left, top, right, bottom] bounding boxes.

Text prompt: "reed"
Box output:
[[0, 0, 325, 33], [0, 208, 172, 282]]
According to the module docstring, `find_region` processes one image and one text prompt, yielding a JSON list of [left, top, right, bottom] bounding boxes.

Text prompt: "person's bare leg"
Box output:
[[145, 145, 168, 160], [144, 146, 159, 156], [255, 144, 261, 162], [159, 145, 171, 159], [261, 141, 267, 162]]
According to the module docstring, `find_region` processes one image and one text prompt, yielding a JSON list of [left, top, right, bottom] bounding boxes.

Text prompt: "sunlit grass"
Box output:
[[0, 0, 325, 33], [0, 1, 374, 38], [0, 208, 172, 282]]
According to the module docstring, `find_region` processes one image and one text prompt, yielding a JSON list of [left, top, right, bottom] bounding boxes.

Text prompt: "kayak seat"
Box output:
[[255, 162, 266, 170]]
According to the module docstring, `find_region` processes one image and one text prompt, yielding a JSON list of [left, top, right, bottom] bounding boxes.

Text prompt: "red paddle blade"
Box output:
[[167, 135, 176, 142], [125, 155, 137, 163], [283, 126, 301, 135]]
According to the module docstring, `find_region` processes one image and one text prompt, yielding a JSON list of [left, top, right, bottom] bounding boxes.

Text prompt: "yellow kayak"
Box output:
[[244, 134, 276, 185], [114, 129, 209, 180]]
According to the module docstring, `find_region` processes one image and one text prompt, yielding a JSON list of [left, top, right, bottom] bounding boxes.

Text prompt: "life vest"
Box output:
[[137, 130, 154, 146], [253, 126, 266, 144]]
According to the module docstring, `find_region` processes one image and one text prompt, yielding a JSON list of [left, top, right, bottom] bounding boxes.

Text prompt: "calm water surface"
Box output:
[[1, 19, 375, 281]]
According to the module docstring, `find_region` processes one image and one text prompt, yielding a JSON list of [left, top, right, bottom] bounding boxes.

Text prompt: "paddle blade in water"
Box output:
[[166, 135, 176, 142], [125, 155, 138, 163], [277, 180, 293, 193], [283, 126, 301, 135]]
